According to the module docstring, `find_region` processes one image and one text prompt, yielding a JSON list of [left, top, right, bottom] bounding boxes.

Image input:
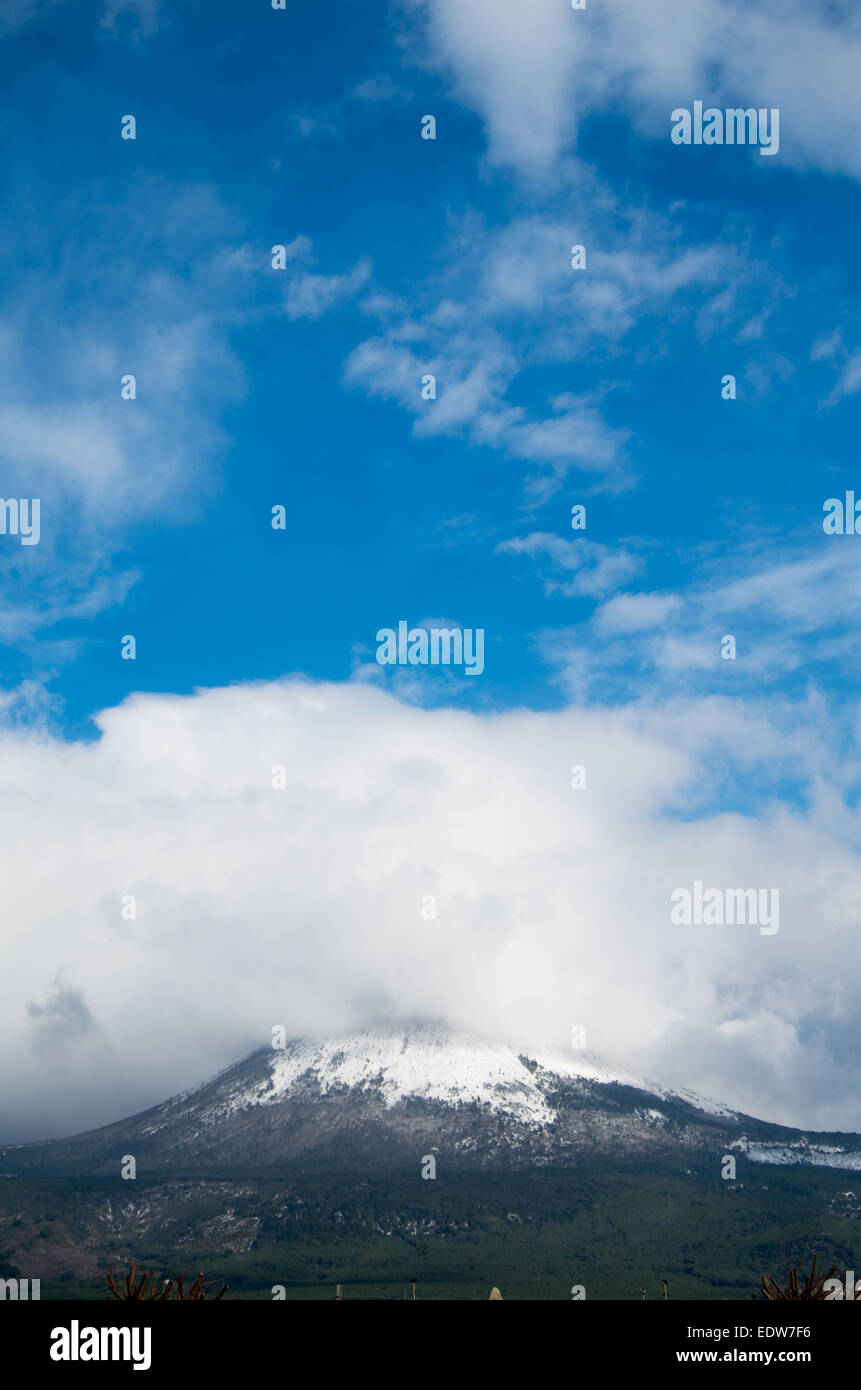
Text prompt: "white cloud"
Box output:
[[497, 533, 643, 599], [342, 188, 774, 498], [596, 592, 684, 634], [1, 675, 860, 1141], [0, 181, 259, 642], [399, 0, 578, 171], [815, 333, 861, 407], [400, 0, 861, 182], [534, 539, 861, 704], [284, 257, 373, 321], [811, 328, 843, 363]]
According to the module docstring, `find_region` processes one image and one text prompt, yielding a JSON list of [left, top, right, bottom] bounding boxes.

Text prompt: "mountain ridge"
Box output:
[[3, 1025, 860, 1177]]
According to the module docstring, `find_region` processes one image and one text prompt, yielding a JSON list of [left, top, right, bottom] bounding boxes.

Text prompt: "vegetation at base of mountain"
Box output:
[[6, 1161, 858, 1301]]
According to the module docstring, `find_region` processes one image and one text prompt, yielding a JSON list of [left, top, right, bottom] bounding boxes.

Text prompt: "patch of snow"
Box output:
[[657, 1084, 739, 1121], [732, 1137, 861, 1171]]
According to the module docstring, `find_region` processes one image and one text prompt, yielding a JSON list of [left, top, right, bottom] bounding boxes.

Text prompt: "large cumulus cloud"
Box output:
[[2, 676, 860, 1140]]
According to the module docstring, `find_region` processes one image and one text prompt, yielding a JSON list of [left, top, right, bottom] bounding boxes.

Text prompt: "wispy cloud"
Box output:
[[497, 533, 643, 598], [344, 190, 773, 498], [532, 540, 861, 702]]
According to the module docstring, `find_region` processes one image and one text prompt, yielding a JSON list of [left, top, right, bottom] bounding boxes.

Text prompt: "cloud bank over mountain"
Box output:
[[2, 676, 860, 1141]]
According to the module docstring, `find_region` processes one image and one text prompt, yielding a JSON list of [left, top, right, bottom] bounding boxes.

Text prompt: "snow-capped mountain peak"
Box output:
[[6, 1024, 861, 1178], [191, 1025, 651, 1131], [262, 1028, 556, 1126]]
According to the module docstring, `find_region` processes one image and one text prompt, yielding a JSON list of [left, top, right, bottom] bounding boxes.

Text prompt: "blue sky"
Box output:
[[4, 0, 861, 742], [6, 0, 861, 1137]]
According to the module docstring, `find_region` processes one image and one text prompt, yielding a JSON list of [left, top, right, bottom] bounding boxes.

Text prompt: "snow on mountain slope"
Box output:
[[264, 1029, 556, 1126], [732, 1137, 861, 1171], [168, 1024, 734, 1132]]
